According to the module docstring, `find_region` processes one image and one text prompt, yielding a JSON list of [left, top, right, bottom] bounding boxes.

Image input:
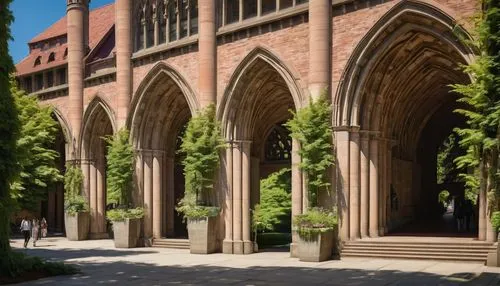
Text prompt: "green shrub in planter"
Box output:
[[294, 207, 337, 239], [64, 195, 88, 216], [63, 164, 89, 215], [106, 207, 144, 222]]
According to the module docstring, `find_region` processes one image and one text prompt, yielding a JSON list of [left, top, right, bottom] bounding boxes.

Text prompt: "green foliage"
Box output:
[[252, 168, 291, 233], [492, 211, 500, 231], [104, 128, 134, 207], [176, 199, 220, 220], [9, 79, 62, 212], [106, 207, 144, 222], [293, 207, 337, 238], [285, 93, 334, 207], [0, 251, 78, 278], [63, 164, 88, 215], [451, 2, 500, 217], [0, 0, 20, 258], [438, 190, 450, 206], [176, 104, 225, 219]]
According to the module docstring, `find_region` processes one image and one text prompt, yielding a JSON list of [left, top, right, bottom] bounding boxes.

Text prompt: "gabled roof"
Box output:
[[16, 3, 115, 76]]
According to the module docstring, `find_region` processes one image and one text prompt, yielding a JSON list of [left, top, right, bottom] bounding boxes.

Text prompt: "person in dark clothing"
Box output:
[[454, 198, 465, 232], [19, 217, 31, 248], [464, 199, 474, 232]]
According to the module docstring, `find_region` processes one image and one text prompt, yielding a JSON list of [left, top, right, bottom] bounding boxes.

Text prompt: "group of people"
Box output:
[[453, 197, 474, 232], [19, 217, 48, 248]]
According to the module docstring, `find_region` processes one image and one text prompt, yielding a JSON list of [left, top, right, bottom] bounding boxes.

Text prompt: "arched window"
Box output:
[[189, 0, 198, 35], [264, 124, 292, 162], [136, 4, 146, 51], [168, 1, 177, 42], [179, 0, 188, 38], [34, 56, 42, 66], [63, 48, 68, 59], [146, 4, 155, 48], [48, 52, 55, 63], [158, 0, 166, 44]]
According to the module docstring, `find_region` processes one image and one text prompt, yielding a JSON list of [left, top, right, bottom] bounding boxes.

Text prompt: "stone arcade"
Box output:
[[15, 0, 491, 256]]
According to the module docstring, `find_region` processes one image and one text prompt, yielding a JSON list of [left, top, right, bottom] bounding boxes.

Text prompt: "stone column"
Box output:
[[308, 0, 331, 99], [81, 159, 91, 203], [369, 136, 379, 237], [336, 130, 350, 241], [143, 152, 153, 241], [223, 143, 234, 254], [349, 129, 360, 240], [89, 162, 98, 234], [47, 188, 56, 230], [96, 162, 106, 236], [198, 0, 217, 108], [232, 143, 243, 254], [66, 0, 89, 155], [241, 141, 252, 254], [115, 0, 132, 128], [359, 133, 369, 238], [152, 152, 162, 238], [291, 139, 302, 257], [478, 166, 487, 240]]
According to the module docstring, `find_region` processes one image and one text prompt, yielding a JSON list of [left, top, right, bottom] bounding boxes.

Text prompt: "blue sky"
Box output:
[[9, 0, 114, 64]]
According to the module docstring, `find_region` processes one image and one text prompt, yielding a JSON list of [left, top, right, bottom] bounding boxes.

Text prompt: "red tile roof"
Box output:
[[16, 3, 115, 76]]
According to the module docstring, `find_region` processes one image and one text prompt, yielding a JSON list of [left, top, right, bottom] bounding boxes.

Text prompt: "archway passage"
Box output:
[[337, 3, 475, 240], [81, 99, 114, 239], [130, 64, 195, 240], [221, 51, 303, 254]]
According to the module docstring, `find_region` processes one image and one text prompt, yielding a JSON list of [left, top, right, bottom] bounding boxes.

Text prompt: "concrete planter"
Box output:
[[64, 211, 90, 241], [187, 216, 217, 254], [298, 229, 334, 262], [112, 218, 141, 248]]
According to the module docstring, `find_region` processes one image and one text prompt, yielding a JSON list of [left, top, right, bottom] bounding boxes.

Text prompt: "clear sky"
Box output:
[[9, 0, 114, 64]]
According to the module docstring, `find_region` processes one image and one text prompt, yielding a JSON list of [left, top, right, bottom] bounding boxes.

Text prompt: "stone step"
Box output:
[[152, 238, 190, 249], [344, 241, 494, 247], [344, 244, 495, 250], [343, 246, 493, 253], [342, 249, 488, 258], [342, 252, 487, 263]]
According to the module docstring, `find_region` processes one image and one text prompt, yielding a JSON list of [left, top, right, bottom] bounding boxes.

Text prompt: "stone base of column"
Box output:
[[222, 239, 233, 254], [243, 240, 253, 254], [233, 240, 244, 254], [378, 227, 385, 237], [369, 229, 379, 238], [290, 242, 299, 257], [89, 232, 109, 239]]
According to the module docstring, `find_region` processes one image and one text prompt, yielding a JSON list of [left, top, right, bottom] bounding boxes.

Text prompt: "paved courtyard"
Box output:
[[9, 237, 500, 285]]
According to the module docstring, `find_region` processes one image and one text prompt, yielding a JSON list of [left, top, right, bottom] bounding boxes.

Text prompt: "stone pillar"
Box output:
[[241, 141, 252, 254], [308, 0, 331, 99], [115, 0, 132, 128], [96, 162, 106, 236], [81, 159, 91, 203], [66, 0, 89, 155], [291, 139, 302, 257], [349, 130, 360, 240], [198, 0, 217, 108], [89, 162, 98, 234], [47, 189, 56, 230], [152, 152, 162, 238], [369, 137, 379, 237], [336, 130, 350, 241], [143, 152, 153, 240], [359, 133, 369, 238], [223, 144, 234, 254], [478, 166, 487, 240], [232, 143, 243, 254]]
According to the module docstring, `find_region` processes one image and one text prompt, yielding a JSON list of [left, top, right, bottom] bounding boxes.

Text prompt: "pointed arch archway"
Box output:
[[333, 0, 479, 241], [81, 95, 116, 239], [129, 62, 199, 241], [219, 47, 306, 255]]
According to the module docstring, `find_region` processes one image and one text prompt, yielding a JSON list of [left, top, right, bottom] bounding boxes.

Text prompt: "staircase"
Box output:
[[152, 238, 190, 249], [342, 237, 496, 263]]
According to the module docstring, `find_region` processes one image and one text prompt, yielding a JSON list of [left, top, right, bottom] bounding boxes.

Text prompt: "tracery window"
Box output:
[[48, 52, 55, 63], [134, 0, 199, 52], [264, 124, 291, 162], [34, 56, 42, 66]]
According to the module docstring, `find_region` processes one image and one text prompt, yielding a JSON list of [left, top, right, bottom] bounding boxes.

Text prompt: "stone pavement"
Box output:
[[9, 237, 500, 285]]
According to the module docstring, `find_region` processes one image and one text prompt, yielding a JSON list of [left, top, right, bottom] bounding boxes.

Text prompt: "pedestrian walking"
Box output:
[[40, 217, 48, 238], [20, 217, 31, 248], [32, 218, 40, 247]]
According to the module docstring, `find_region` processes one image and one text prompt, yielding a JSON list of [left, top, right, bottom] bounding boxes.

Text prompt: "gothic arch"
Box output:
[[335, 0, 474, 130], [219, 46, 305, 140], [81, 95, 116, 160], [52, 107, 72, 145]]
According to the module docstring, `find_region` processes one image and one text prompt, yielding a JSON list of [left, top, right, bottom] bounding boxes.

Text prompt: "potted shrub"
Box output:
[[63, 163, 90, 241], [286, 93, 337, 262], [104, 128, 144, 248], [176, 104, 225, 254]]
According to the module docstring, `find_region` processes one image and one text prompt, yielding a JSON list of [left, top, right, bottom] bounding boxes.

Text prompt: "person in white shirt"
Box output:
[[19, 217, 31, 248]]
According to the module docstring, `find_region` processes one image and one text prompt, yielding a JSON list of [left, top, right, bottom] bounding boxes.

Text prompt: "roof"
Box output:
[[16, 3, 115, 76]]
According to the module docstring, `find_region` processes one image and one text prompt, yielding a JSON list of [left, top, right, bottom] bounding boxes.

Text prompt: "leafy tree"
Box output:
[[104, 128, 143, 221], [252, 168, 291, 233], [10, 79, 62, 211], [0, 0, 21, 273], [176, 104, 225, 219], [63, 163, 88, 215], [451, 1, 500, 222], [285, 93, 334, 207]]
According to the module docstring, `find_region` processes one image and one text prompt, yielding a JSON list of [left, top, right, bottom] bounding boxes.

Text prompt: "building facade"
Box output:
[[16, 0, 491, 254]]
